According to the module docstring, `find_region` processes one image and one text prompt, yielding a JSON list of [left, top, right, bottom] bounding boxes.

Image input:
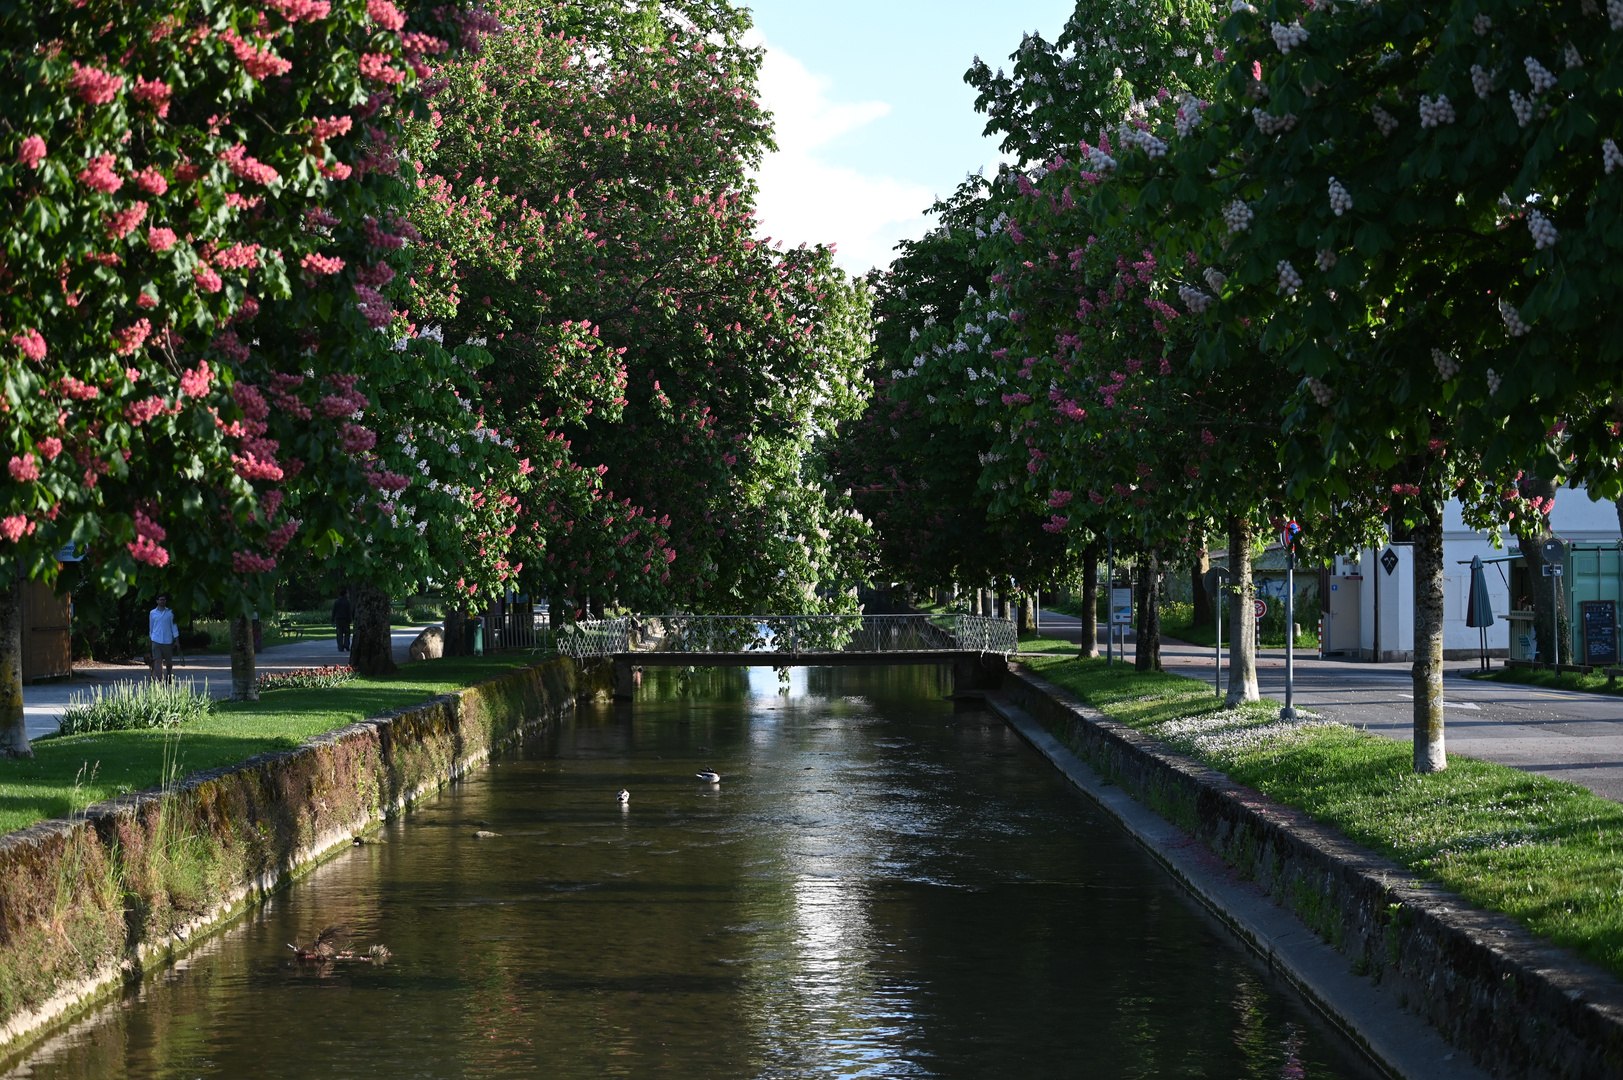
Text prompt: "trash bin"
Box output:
[[466, 616, 484, 657]]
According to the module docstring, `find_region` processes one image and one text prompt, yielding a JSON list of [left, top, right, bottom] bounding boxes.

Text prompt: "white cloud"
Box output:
[[748, 36, 934, 276]]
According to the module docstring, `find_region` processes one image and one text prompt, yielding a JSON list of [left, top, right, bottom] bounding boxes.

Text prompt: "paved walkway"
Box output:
[[1033, 610, 1623, 802], [23, 627, 428, 739]]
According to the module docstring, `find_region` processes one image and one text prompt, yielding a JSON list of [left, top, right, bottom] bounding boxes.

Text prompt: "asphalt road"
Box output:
[[1034, 610, 1623, 802]]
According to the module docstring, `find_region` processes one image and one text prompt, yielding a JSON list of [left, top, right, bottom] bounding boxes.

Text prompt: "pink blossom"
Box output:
[[133, 509, 166, 542], [148, 226, 178, 251], [68, 63, 124, 106], [400, 33, 450, 56], [1200, 428, 1215, 445], [179, 361, 213, 397], [16, 136, 45, 169], [266, 519, 300, 551], [38, 437, 61, 460], [1390, 483, 1421, 497], [133, 167, 168, 196], [1, 515, 35, 543], [319, 162, 353, 180], [311, 115, 353, 142], [301, 252, 345, 275], [356, 262, 395, 286], [364, 468, 411, 491], [125, 396, 168, 426], [353, 284, 393, 328], [219, 144, 280, 185], [127, 534, 169, 566], [59, 376, 97, 400], [304, 207, 339, 229], [1041, 515, 1069, 533], [232, 550, 278, 573], [105, 201, 149, 239], [8, 454, 39, 481], [221, 30, 293, 79], [367, 0, 406, 29], [12, 329, 46, 361], [214, 243, 261, 270], [1089, 490, 1104, 505], [359, 53, 407, 85], [233, 383, 270, 423], [78, 154, 123, 194], [1048, 490, 1073, 508], [338, 422, 377, 454], [113, 319, 152, 356], [194, 265, 223, 292], [260, 489, 284, 520], [232, 453, 284, 481], [131, 76, 172, 117], [266, 0, 331, 21]]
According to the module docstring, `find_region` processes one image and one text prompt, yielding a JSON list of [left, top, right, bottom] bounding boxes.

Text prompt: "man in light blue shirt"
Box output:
[[150, 594, 179, 683]]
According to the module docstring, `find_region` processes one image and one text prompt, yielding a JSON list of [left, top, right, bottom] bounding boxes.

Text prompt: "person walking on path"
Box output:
[[149, 594, 179, 683], [332, 590, 353, 653]]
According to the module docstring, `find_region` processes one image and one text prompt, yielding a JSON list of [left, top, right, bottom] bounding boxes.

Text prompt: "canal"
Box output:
[[12, 666, 1374, 1078]]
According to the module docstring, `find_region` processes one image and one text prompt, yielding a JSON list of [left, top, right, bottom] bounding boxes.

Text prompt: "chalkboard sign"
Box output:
[[1581, 600, 1619, 667]]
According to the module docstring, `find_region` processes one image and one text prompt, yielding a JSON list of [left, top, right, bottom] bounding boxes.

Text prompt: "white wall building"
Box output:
[[1319, 486, 1621, 661]]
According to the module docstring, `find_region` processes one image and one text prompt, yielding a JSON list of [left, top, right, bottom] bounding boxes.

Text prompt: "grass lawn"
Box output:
[[0, 655, 534, 836], [1017, 630, 1076, 654], [1021, 655, 1623, 979], [1463, 665, 1623, 697]]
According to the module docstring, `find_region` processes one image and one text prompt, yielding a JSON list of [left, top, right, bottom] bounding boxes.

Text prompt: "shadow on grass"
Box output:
[[1466, 665, 1623, 698], [0, 654, 536, 835]]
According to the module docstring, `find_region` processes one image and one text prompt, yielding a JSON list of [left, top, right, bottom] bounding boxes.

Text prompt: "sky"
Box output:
[[742, 0, 1077, 277]]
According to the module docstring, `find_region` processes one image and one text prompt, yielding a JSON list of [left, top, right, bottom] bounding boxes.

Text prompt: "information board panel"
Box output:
[[1581, 600, 1619, 667], [1109, 588, 1133, 626]]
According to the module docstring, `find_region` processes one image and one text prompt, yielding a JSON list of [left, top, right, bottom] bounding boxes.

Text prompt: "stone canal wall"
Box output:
[[999, 666, 1623, 1080], [0, 656, 611, 1059]]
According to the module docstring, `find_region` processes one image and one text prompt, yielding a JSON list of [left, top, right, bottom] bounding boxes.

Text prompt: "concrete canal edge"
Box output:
[[989, 666, 1623, 1080], [0, 655, 613, 1062]]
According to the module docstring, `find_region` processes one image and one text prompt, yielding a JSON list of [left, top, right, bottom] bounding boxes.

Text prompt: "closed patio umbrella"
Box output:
[[1465, 555, 1495, 671]]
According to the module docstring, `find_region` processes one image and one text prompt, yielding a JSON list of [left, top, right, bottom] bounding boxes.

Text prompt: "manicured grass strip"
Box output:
[[0, 655, 533, 836], [1465, 665, 1623, 698], [1017, 631, 1077, 655], [1021, 655, 1623, 980]]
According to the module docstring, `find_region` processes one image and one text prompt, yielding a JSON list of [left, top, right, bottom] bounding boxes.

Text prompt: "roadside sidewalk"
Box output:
[[22, 627, 428, 739]]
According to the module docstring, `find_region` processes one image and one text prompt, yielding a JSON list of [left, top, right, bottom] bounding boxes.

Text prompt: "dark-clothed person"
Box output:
[[332, 592, 353, 652]]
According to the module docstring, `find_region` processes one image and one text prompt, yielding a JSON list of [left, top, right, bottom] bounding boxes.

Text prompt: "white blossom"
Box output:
[[1203, 267, 1227, 293], [1120, 124, 1168, 158], [1473, 13, 1492, 34], [1316, 248, 1337, 271], [1270, 21, 1309, 53], [909, 327, 919, 341], [1527, 208, 1559, 249], [912, 355, 925, 367], [1222, 199, 1254, 234], [1565, 43, 1584, 69], [1086, 146, 1118, 172], [1510, 91, 1534, 127], [1419, 94, 1455, 128], [1306, 378, 1335, 406], [1605, 139, 1623, 174], [1253, 109, 1298, 135], [1230, 0, 1256, 10], [1277, 260, 1303, 296], [1175, 95, 1204, 138], [1471, 65, 1493, 99], [1371, 105, 1400, 136], [1525, 57, 1558, 94], [1432, 349, 1460, 379], [1611, 0, 1623, 30], [1328, 177, 1353, 216], [1486, 368, 1503, 395], [1178, 285, 1215, 313], [1499, 298, 1529, 337]]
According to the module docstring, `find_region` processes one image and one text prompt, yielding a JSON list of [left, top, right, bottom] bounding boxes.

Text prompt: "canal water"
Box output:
[[11, 666, 1374, 1079]]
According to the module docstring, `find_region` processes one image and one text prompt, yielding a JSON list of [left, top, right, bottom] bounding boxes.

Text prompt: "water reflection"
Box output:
[[5, 665, 1373, 1080]]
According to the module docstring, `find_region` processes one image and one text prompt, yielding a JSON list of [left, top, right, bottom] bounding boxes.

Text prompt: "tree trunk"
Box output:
[[1413, 505, 1447, 772], [350, 583, 398, 677], [1135, 550, 1162, 672], [229, 615, 258, 702], [443, 603, 466, 658], [1016, 587, 1031, 633], [1191, 531, 1212, 628], [1226, 515, 1260, 704], [1081, 545, 1099, 658], [0, 574, 31, 757]]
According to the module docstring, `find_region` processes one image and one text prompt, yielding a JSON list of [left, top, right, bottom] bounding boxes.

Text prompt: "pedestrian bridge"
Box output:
[[553, 614, 1017, 699]]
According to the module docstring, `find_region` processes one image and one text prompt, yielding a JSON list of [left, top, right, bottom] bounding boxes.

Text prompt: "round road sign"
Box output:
[[1253, 599, 1267, 619]]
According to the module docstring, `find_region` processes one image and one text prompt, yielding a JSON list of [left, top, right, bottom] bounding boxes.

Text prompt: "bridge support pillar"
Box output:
[[952, 654, 1007, 695], [613, 658, 635, 702]]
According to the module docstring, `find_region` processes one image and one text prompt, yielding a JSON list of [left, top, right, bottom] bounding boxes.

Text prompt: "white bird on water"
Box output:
[[696, 769, 721, 785], [616, 789, 630, 803]]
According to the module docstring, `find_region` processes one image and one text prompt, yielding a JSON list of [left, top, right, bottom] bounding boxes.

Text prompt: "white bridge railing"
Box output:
[[549, 614, 1016, 660]]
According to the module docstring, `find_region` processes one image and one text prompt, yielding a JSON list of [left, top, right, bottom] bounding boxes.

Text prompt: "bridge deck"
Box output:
[[614, 650, 991, 667]]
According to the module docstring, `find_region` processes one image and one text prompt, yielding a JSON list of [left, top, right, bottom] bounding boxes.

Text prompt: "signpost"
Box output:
[[1542, 538, 1567, 666], [1106, 536, 1115, 667], [1279, 520, 1300, 721], [1203, 566, 1231, 698]]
